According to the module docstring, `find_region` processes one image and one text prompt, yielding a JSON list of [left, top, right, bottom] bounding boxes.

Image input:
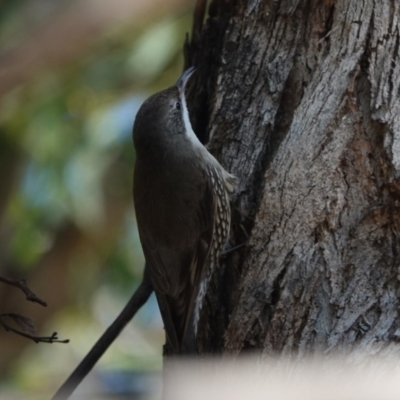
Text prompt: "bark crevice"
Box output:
[[189, 0, 400, 358]]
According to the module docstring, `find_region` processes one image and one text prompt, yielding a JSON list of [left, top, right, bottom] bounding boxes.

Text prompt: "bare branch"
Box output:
[[52, 268, 153, 400], [0, 313, 69, 344], [0, 276, 47, 307]]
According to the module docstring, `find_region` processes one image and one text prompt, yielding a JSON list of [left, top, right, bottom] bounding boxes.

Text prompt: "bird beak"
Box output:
[[176, 66, 196, 92]]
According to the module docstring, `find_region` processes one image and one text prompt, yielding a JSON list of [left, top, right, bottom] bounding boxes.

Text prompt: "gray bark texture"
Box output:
[[186, 0, 400, 356]]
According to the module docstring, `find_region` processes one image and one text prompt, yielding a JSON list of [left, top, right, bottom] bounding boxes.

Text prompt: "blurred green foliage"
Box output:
[[0, 0, 192, 397], [1, 7, 191, 284]]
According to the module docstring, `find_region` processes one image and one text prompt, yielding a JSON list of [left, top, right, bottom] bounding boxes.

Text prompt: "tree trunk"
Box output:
[[188, 0, 400, 356]]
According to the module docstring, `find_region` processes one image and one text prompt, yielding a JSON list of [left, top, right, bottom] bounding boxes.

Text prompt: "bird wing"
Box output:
[[137, 171, 216, 353]]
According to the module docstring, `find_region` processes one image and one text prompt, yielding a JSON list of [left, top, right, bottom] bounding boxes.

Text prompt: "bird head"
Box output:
[[132, 67, 196, 152]]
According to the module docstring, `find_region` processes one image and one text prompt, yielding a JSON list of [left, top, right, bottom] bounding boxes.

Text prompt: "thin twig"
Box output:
[[192, 0, 207, 41], [184, 0, 207, 69], [52, 268, 153, 400], [0, 276, 47, 307], [0, 313, 69, 343]]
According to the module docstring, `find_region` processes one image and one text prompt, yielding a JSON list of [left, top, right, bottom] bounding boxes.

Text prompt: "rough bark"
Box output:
[[189, 0, 400, 357]]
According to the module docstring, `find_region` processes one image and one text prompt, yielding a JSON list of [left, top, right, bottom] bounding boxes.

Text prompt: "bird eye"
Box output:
[[175, 101, 181, 110]]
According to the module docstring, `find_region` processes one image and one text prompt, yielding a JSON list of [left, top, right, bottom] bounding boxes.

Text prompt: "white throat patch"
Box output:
[[180, 89, 203, 148]]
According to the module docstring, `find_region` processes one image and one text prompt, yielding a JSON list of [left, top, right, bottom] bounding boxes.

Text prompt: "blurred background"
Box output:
[[0, 0, 192, 398]]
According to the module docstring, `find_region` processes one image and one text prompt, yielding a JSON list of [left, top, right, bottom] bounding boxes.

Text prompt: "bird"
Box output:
[[132, 67, 236, 354]]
